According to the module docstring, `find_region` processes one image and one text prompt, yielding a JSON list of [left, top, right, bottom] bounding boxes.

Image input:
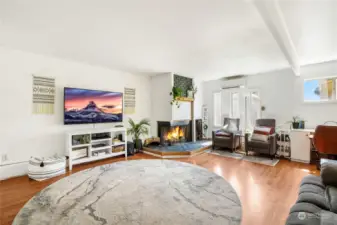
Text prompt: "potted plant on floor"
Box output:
[[127, 118, 150, 152]]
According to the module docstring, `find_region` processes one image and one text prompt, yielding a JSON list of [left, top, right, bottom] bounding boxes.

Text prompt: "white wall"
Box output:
[[193, 78, 203, 120], [172, 102, 191, 120], [0, 47, 151, 180], [150, 73, 173, 136], [203, 61, 337, 137]]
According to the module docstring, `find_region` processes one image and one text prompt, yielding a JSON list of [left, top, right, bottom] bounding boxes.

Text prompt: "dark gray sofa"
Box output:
[[286, 160, 337, 224]]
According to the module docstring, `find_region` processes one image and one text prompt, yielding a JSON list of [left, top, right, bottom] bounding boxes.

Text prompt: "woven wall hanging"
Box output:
[[32, 75, 55, 114], [124, 87, 136, 114]]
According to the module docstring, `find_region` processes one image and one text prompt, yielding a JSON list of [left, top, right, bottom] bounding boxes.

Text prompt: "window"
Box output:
[[231, 92, 240, 118], [213, 89, 260, 130], [213, 92, 222, 126], [304, 77, 337, 102], [246, 91, 261, 132]]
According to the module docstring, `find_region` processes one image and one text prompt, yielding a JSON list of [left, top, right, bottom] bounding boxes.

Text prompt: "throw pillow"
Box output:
[[215, 130, 231, 137], [326, 186, 337, 213], [251, 126, 273, 142], [223, 121, 238, 132]]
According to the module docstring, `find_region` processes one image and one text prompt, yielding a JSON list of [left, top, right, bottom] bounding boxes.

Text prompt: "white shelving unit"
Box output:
[[66, 127, 127, 170]]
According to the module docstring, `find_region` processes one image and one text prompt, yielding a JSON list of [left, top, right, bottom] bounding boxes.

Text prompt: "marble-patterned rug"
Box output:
[[207, 150, 280, 166], [13, 160, 242, 225]]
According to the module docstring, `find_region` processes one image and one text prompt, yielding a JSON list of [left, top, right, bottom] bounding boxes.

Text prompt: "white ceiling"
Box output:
[[279, 0, 337, 66], [0, 0, 335, 79]]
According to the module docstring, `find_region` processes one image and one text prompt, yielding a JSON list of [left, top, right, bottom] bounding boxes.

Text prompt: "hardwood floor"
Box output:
[[0, 153, 318, 225]]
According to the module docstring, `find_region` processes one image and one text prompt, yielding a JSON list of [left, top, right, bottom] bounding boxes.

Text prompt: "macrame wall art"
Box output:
[[124, 87, 136, 114], [32, 75, 55, 114]]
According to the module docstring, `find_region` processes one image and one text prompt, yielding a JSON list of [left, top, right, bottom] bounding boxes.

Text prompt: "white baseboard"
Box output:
[[291, 158, 310, 164], [0, 162, 28, 180]]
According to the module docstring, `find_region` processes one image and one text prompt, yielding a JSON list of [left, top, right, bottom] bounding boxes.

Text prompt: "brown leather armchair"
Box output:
[[212, 118, 240, 152], [245, 119, 277, 159]]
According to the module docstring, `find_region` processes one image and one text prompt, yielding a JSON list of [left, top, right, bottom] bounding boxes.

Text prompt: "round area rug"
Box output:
[[13, 160, 242, 225]]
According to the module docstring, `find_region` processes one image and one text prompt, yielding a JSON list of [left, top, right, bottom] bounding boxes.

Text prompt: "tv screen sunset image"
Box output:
[[64, 88, 123, 124]]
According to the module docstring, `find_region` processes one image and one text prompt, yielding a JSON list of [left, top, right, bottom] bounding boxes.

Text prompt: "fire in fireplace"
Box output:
[[157, 120, 192, 145], [166, 126, 185, 142]]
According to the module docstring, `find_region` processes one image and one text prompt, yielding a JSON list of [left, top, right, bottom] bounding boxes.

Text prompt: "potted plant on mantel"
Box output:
[[188, 81, 198, 98], [170, 86, 183, 108], [127, 118, 150, 152]]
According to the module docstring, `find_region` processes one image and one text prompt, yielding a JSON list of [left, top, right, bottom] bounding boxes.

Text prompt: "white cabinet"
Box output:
[[66, 127, 127, 170], [290, 129, 314, 163]]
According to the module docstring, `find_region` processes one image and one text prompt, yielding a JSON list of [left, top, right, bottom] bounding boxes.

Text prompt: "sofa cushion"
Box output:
[[321, 162, 337, 187], [215, 130, 231, 137], [286, 212, 320, 225], [297, 192, 330, 210], [300, 175, 325, 189], [286, 210, 337, 225], [289, 202, 323, 214], [214, 136, 230, 140], [321, 210, 337, 225], [286, 202, 322, 225], [299, 184, 325, 196], [326, 186, 337, 213], [247, 140, 270, 150], [289, 205, 337, 224]]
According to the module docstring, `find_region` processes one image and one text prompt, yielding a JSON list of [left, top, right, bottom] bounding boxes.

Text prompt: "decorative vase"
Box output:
[[187, 90, 193, 98]]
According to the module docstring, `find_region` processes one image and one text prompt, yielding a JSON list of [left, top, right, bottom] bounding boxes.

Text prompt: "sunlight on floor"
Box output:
[[214, 165, 223, 176]]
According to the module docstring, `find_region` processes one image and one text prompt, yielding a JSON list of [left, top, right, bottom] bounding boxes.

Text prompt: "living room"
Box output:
[[1, 1, 337, 225]]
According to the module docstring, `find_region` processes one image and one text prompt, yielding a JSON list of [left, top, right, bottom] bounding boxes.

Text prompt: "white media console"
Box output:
[[66, 127, 127, 170]]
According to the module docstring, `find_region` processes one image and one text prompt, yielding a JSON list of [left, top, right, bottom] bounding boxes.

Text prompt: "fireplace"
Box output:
[[157, 120, 192, 145]]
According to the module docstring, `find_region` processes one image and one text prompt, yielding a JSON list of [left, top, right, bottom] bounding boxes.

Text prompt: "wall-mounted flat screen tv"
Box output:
[[64, 87, 123, 124]]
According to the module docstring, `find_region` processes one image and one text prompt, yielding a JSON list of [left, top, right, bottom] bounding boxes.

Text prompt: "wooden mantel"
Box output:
[[176, 97, 194, 102]]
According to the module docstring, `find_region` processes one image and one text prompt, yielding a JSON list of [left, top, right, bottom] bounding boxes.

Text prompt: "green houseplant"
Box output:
[[127, 118, 150, 151], [170, 86, 183, 108], [290, 116, 305, 129], [189, 81, 198, 98]]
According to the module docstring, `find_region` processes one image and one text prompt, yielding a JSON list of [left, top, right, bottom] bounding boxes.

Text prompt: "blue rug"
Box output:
[[146, 141, 212, 152]]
